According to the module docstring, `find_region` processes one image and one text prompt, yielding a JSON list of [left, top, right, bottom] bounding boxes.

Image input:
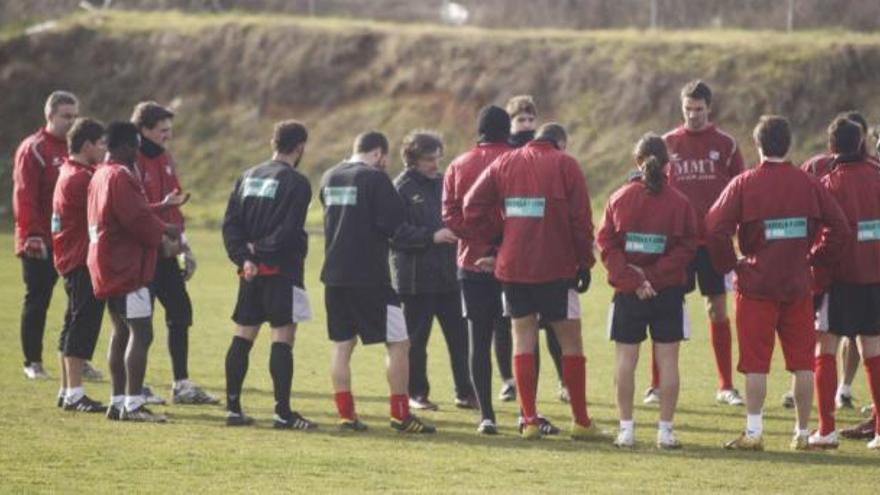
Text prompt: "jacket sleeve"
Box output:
[[111, 173, 165, 249], [597, 201, 644, 293], [441, 164, 465, 236], [390, 181, 433, 252], [810, 180, 851, 267], [252, 176, 312, 260], [643, 202, 699, 286], [222, 177, 254, 267], [372, 173, 406, 239], [728, 140, 745, 177], [705, 179, 742, 274], [12, 141, 47, 240], [462, 164, 503, 243], [565, 158, 595, 269]]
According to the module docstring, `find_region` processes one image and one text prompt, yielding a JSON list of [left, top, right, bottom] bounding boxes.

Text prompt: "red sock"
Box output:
[[514, 353, 538, 424], [562, 355, 591, 427], [390, 394, 409, 421], [863, 355, 880, 436], [710, 319, 734, 390], [650, 347, 660, 389], [815, 353, 837, 435], [335, 391, 355, 420]]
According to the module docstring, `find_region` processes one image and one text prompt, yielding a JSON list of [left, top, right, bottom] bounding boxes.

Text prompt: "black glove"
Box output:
[[575, 268, 591, 294]]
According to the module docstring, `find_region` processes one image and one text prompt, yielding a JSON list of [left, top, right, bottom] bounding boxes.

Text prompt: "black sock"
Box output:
[[269, 342, 293, 417], [225, 336, 253, 414], [469, 318, 495, 423], [168, 324, 189, 382]]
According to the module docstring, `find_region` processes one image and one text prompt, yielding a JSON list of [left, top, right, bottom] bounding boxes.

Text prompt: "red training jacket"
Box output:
[[442, 142, 512, 272], [819, 160, 880, 284], [598, 177, 698, 294], [705, 160, 850, 302], [136, 144, 185, 230], [462, 140, 594, 283], [52, 158, 95, 276], [87, 161, 166, 299], [12, 128, 68, 255], [664, 124, 743, 243]]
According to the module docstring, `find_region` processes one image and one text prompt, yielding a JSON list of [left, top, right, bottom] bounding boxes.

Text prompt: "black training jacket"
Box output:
[[222, 159, 312, 286], [319, 160, 406, 288], [390, 168, 458, 294]]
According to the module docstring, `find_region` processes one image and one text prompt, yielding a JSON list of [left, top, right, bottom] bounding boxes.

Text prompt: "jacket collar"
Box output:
[[140, 135, 165, 158]]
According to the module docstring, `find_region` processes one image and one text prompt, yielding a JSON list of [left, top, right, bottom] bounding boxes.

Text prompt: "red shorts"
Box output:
[[735, 292, 815, 374]]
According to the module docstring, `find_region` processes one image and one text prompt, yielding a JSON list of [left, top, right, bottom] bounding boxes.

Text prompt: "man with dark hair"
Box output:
[[463, 122, 600, 441], [390, 130, 474, 411], [221, 120, 316, 429], [52, 117, 108, 412], [14, 91, 78, 380], [88, 122, 180, 423], [443, 105, 514, 434], [130, 101, 215, 406], [653, 79, 745, 407], [707, 115, 850, 450], [808, 117, 880, 450], [321, 131, 435, 434]]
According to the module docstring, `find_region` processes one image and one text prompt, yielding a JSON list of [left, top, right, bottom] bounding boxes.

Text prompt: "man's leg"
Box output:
[[838, 337, 861, 406], [122, 316, 159, 419], [708, 293, 736, 395], [494, 317, 514, 389], [793, 370, 814, 433], [225, 325, 258, 417], [858, 336, 880, 443], [435, 291, 474, 403], [106, 312, 129, 418], [154, 258, 197, 391], [512, 315, 540, 426], [744, 373, 767, 435], [20, 256, 58, 374], [269, 324, 315, 429], [387, 338, 411, 420], [467, 316, 496, 423], [655, 342, 681, 425], [615, 343, 639, 426], [814, 332, 841, 436], [331, 338, 357, 421], [551, 319, 592, 430]]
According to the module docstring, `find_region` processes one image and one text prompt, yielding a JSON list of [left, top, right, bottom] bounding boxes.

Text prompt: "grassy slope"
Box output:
[[0, 230, 876, 493]]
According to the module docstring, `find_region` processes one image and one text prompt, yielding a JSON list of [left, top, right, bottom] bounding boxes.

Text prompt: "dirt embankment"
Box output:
[[2, 13, 880, 224]]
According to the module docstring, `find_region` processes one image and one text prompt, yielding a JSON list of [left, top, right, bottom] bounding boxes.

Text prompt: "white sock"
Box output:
[[504, 379, 515, 386], [746, 414, 763, 437], [837, 384, 852, 397], [797, 429, 809, 437], [66, 386, 84, 403], [111, 395, 124, 408], [173, 379, 191, 389], [658, 421, 673, 434], [58, 387, 67, 398], [124, 395, 145, 412], [619, 420, 634, 432]]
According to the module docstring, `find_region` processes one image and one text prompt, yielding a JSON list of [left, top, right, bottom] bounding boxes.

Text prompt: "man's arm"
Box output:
[[252, 177, 312, 259], [372, 173, 406, 239], [110, 172, 168, 249], [565, 158, 595, 269], [13, 143, 48, 243], [811, 181, 851, 267], [221, 177, 254, 267], [597, 203, 644, 293], [643, 203, 699, 285], [705, 179, 742, 274], [462, 164, 503, 243]]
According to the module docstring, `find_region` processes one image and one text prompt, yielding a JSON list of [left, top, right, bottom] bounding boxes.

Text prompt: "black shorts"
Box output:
[[816, 283, 880, 337], [460, 272, 504, 322], [325, 286, 407, 345], [686, 246, 727, 296], [608, 287, 688, 344], [107, 286, 154, 322], [58, 266, 106, 359], [153, 256, 193, 328], [232, 275, 312, 328], [501, 280, 580, 322]]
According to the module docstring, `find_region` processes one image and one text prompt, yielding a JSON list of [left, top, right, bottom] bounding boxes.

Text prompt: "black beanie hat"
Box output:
[[477, 105, 511, 144]]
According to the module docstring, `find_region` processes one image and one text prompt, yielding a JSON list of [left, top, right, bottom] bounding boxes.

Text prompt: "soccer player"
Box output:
[[504, 94, 568, 404], [462, 123, 599, 440], [598, 133, 697, 449], [651, 80, 745, 406], [131, 101, 216, 405], [443, 105, 514, 434], [321, 131, 436, 434], [808, 117, 880, 450], [52, 118, 108, 413], [221, 120, 316, 430], [87, 122, 180, 423], [389, 130, 474, 411], [707, 116, 849, 450], [14, 91, 77, 380]]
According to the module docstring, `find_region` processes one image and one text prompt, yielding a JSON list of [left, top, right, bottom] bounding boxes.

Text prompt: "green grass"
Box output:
[[0, 230, 876, 493]]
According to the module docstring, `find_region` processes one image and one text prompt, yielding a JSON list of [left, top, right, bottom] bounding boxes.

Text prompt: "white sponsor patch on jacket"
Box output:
[[242, 178, 279, 199]]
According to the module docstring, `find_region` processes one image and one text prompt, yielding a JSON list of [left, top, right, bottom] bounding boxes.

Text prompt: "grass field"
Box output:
[[0, 229, 876, 493]]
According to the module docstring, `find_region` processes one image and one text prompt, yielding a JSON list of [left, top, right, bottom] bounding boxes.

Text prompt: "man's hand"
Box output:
[[433, 228, 458, 244], [242, 260, 258, 282], [23, 237, 48, 259], [575, 268, 591, 294], [161, 190, 190, 209], [474, 256, 496, 273], [635, 280, 658, 300], [182, 248, 197, 282]]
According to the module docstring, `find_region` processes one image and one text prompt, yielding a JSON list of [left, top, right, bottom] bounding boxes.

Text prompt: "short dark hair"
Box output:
[[106, 122, 140, 152], [67, 118, 105, 154], [44, 90, 78, 118], [535, 123, 567, 147], [681, 80, 712, 106], [828, 117, 863, 156], [753, 115, 791, 158], [130, 101, 174, 130], [272, 120, 308, 154], [353, 131, 389, 155], [401, 130, 443, 167]]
